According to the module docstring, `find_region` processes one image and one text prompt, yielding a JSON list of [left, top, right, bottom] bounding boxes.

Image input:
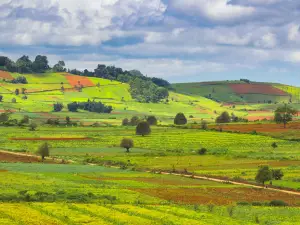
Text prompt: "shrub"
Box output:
[[130, 116, 139, 126], [201, 120, 208, 130], [269, 200, 288, 207], [122, 118, 129, 126], [174, 113, 187, 125], [136, 121, 151, 136], [0, 95, 3, 102], [216, 111, 230, 123], [20, 115, 29, 124], [272, 169, 284, 180], [147, 116, 157, 126], [29, 122, 37, 131], [271, 142, 278, 149], [198, 148, 207, 155], [53, 103, 64, 112]]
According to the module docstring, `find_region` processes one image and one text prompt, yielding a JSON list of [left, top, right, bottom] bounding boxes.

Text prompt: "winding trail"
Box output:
[[1, 150, 300, 197]]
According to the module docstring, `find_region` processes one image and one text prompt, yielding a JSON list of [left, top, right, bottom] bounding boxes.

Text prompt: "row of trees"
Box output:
[[67, 100, 112, 113]]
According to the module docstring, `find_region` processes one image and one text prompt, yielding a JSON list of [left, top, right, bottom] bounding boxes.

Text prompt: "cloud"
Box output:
[[169, 0, 255, 22]]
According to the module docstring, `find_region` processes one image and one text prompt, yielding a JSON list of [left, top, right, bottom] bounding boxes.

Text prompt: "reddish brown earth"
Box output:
[[229, 84, 288, 95], [0, 151, 41, 163], [0, 71, 13, 80], [65, 74, 94, 87], [130, 187, 300, 206]]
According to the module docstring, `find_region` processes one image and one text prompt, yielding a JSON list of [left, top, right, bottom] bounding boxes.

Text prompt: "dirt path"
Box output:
[[1, 150, 300, 196], [157, 171, 300, 196]]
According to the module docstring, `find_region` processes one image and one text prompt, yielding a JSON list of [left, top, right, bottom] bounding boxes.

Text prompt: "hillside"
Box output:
[[1, 71, 244, 124], [172, 80, 300, 104]]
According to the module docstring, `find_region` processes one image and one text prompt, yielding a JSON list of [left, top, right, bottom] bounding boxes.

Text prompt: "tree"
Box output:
[[122, 118, 129, 126], [37, 143, 50, 161], [20, 115, 29, 124], [255, 165, 272, 185], [67, 102, 79, 112], [201, 120, 208, 130], [0, 113, 9, 124], [0, 95, 3, 102], [147, 116, 157, 126], [15, 89, 19, 95], [130, 116, 139, 126], [136, 121, 151, 136], [29, 122, 37, 131], [120, 138, 134, 152], [16, 55, 32, 73], [198, 148, 207, 155], [216, 111, 231, 123], [272, 169, 284, 180], [32, 55, 49, 73], [52, 61, 66, 72], [53, 103, 64, 112], [66, 116, 71, 124], [174, 113, 187, 125], [274, 105, 297, 128]]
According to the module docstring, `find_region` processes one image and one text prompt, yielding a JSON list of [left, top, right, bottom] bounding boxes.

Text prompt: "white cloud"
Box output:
[[170, 0, 255, 21], [254, 32, 277, 48]]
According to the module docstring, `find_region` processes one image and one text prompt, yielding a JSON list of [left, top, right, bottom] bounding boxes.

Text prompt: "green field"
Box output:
[[1, 71, 300, 224]]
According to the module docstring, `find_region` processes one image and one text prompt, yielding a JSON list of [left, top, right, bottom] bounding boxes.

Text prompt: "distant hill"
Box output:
[[172, 80, 300, 104]]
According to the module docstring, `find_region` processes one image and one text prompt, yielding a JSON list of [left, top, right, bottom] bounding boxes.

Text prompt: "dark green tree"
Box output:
[[120, 138, 134, 152], [37, 143, 50, 161], [0, 95, 3, 102], [130, 116, 139, 126], [174, 113, 187, 125], [136, 121, 151, 136], [53, 103, 64, 112], [274, 105, 297, 128], [16, 55, 32, 73], [15, 89, 20, 95], [272, 169, 284, 180], [29, 122, 37, 131], [122, 118, 129, 126], [66, 116, 71, 124], [255, 165, 272, 185], [32, 55, 49, 73], [147, 116, 157, 125], [216, 111, 231, 123], [52, 61, 66, 72]]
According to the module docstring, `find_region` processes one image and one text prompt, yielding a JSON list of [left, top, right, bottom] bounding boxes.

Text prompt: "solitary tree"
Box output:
[[120, 138, 134, 153], [0, 95, 3, 102], [122, 118, 129, 126], [274, 105, 297, 128], [147, 116, 157, 125], [37, 143, 50, 161], [255, 165, 272, 185], [216, 111, 231, 123], [201, 120, 208, 130], [174, 113, 187, 125], [136, 121, 151, 136], [29, 122, 37, 131], [15, 89, 19, 95], [66, 116, 71, 124]]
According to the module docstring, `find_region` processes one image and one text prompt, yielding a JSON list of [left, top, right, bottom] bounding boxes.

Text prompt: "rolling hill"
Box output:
[[172, 80, 300, 104], [1, 71, 300, 124]]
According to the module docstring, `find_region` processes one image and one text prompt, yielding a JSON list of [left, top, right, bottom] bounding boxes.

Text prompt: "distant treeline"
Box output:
[[0, 55, 170, 103]]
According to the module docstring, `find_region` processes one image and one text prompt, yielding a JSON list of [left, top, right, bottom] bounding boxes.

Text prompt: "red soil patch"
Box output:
[[229, 84, 288, 95], [0, 70, 13, 80], [210, 122, 300, 133], [0, 152, 40, 163], [130, 187, 300, 206], [0, 109, 16, 113], [247, 116, 274, 121], [65, 74, 94, 87], [10, 137, 91, 141]]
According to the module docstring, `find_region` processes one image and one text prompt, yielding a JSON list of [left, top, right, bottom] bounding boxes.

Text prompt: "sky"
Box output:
[[1, 0, 300, 84]]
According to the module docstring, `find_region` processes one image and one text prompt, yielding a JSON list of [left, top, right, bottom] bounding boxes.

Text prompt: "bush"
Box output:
[[174, 113, 187, 125], [53, 103, 64, 112], [147, 116, 157, 125], [29, 122, 37, 131], [269, 200, 288, 207], [216, 111, 230, 123], [130, 116, 140, 126], [271, 142, 278, 149], [37, 143, 50, 160], [272, 169, 284, 180], [198, 148, 207, 155], [201, 120, 208, 130]]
